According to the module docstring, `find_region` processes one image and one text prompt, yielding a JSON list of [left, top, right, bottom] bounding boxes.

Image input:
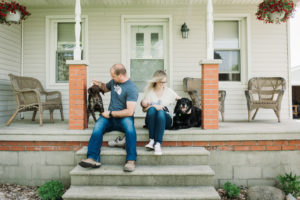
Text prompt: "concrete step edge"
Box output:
[[76, 146, 210, 156], [63, 185, 221, 200], [70, 165, 215, 176]]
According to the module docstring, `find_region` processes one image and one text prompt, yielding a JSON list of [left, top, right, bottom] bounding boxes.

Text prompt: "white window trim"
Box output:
[[45, 15, 88, 89], [214, 14, 251, 89], [121, 15, 173, 89]]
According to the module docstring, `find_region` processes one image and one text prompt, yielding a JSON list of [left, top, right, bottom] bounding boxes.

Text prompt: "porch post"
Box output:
[[200, 0, 222, 129], [67, 60, 88, 130], [74, 0, 81, 60], [67, 0, 88, 130]]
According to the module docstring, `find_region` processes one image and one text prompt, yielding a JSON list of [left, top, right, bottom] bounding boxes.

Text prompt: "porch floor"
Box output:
[[0, 118, 299, 142]]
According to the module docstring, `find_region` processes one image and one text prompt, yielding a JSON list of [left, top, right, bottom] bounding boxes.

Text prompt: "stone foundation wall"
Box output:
[[0, 140, 300, 187]]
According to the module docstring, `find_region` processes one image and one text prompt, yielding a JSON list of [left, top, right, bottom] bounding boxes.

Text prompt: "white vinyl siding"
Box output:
[[0, 24, 21, 123], [18, 5, 290, 121]]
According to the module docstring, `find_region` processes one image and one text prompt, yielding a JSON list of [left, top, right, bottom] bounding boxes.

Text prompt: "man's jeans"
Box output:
[[87, 116, 137, 162], [145, 107, 172, 144]]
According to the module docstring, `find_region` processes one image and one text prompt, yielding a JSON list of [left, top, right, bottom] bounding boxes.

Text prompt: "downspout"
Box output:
[[20, 20, 24, 119], [287, 20, 292, 119]]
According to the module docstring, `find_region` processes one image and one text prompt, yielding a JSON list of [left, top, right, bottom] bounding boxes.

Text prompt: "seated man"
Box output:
[[79, 64, 138, 172]]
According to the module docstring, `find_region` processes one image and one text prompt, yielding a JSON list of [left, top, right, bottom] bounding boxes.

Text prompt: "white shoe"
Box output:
[[154, 143, 162, 155], [145, 139, 154, 151], [108, 136, 126, 148]]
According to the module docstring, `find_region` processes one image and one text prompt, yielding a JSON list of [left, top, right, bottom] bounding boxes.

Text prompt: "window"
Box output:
[[130, 25, 165, 92], [46, 17, 87, 89], [214, 21, 241, 81], [56, 22, 82, 83]]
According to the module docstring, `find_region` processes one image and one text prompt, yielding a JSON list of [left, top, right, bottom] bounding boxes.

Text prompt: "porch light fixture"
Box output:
[[181, 22, 189, 38]]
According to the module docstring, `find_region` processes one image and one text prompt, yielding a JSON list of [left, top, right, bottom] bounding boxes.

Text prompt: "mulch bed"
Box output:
[[0, 184, 41, 200]]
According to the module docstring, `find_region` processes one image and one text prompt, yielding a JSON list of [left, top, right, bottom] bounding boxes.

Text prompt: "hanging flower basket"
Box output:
[[256, 0, 296, 24], [0, 1, 31, 25]]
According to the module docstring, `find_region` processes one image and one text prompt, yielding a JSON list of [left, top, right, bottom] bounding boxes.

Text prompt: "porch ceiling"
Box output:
[[17, 0, 300, 9]]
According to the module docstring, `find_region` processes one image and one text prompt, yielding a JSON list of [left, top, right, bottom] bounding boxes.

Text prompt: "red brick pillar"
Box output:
[[200, 60, 222, 129], [67, 61, 88, 130]]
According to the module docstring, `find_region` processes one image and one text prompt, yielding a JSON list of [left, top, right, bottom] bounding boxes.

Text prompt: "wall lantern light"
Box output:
[[181, 22, 189, 39]]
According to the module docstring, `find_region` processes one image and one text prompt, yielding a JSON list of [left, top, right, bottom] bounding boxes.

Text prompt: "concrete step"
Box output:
[[63, 185, 220, 200], [76, 146, 210, 165], [70, 165, 214, 186]]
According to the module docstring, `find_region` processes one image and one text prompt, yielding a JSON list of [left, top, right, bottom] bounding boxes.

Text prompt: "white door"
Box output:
[[125, 22, 169, 116]]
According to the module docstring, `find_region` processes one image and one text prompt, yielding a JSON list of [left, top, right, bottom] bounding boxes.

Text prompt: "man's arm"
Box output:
[[102, 101, 137, 118]]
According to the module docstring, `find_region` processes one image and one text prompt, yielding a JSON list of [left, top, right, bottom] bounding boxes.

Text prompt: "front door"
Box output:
[[124, 20, 169, 116]]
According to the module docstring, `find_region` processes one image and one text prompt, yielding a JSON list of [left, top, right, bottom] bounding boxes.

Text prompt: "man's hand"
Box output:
[[92, 79, 101, 86], [102, 111, 110, 118]]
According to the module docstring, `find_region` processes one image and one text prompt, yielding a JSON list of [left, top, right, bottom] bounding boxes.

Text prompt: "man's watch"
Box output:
[[109, 111, 113, 118]]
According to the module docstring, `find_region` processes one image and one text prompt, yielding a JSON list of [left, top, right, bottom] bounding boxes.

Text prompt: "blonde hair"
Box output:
[[144, 70, 167, 94]]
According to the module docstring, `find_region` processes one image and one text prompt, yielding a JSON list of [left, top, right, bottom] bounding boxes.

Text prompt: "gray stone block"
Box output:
[[19, 152, 46, 166], [0, 152, 18, 165], [211, 165, 233, 179], [4, 166, 31, 180], [248, 179, 276, 186], [60, 166, 74, 180], [262, 166, 284, 179], [209, 151, 248, 166], [234, 166, 261, 179], [32, 165, 60, 179], [46, 152, 75, 165]]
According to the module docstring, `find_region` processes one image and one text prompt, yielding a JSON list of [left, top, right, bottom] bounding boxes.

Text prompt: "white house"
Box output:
[[0, 0, 300, 198], [0, 0, 297, 123]]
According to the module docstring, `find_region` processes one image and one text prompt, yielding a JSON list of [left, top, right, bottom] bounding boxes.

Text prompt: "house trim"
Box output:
[[45, 15, 88, 89]]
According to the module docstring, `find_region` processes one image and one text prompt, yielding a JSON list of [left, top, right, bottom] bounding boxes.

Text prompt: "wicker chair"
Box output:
[[183, 77, 226, 122], [6, 74, 64, 126], [245, 77, 286, 122]]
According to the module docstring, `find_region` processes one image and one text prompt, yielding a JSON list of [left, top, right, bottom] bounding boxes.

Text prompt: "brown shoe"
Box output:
[[79, 158, 101, 168], [123, 160, 135, 172]]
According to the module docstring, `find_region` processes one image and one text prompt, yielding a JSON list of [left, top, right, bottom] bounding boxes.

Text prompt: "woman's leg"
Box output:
[[145, 107, 157, 140], [154, 110, 172, 144]]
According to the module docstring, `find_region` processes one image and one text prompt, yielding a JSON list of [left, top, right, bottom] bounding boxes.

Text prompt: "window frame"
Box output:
[[214, 14, 251, 87], [45, 15, 88, 89]]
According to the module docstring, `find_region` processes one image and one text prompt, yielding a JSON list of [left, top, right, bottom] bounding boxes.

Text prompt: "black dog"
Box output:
[[172, 98, 202, 129], [87, 84, 105, 125]]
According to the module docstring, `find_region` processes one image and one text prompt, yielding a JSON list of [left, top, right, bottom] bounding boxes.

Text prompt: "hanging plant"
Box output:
[[256, 0, 296, 24], [0, 1, 31, 25]]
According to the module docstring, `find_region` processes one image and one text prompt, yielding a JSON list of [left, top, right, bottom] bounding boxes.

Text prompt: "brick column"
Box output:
[[67, 60, 88, 130], [200, 59, 222, 129]]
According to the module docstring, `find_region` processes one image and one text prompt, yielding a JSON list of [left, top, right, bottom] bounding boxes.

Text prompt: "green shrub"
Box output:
[[224, 181, 240, 198], [277, 172, 300, 196], [37, 180, 64, 200]]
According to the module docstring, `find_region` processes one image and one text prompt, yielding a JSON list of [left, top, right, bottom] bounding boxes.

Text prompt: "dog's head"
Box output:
[[174, 98, 193, 114], [88, 84, 104, 101]]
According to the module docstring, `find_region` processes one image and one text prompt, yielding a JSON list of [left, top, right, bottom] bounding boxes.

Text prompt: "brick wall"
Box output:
[[1, 140, 300, 151], [201, 62, 220, 129], [68, 63, 88, 130]]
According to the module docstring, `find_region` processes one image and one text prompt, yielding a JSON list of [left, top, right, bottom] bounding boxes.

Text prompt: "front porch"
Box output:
[[1, 119, 300, 188], [1, 118, 300, 147]]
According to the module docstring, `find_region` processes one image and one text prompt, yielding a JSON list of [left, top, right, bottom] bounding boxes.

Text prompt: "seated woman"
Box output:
[[141, 70, 180, 155]]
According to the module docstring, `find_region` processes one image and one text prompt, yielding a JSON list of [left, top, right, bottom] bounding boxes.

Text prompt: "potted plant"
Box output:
[[0, 1, 31, 25], [256, 0, 296, 24]]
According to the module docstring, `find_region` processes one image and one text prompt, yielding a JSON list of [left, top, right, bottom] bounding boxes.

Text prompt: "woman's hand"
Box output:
[[153, 105, 164, 111]]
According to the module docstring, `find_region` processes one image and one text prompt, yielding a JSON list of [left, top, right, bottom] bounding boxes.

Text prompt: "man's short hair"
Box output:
[[111, 64, 127, 75]]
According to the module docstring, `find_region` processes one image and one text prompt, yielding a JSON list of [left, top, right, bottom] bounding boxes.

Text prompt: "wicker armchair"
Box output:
[[245, 77, 286, 122], [183, 77, 226, 122], [6, 74, 64, 126]]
